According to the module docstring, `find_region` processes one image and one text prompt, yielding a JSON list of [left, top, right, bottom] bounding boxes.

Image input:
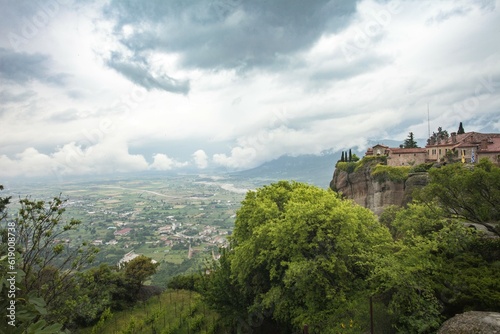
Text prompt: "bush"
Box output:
[[336, 161, 358, 173], [371, 165, 410, 183], [355, 156, 387, 171], [167, 273, 202, 291], [409, 162, 434, 173]]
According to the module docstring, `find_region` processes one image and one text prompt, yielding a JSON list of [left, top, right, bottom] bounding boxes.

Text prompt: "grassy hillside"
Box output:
[[77, 290, 221, 334]]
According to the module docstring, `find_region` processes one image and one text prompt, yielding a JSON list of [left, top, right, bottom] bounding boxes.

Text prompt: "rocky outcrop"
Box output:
[[438, 311, 500, 334], [330, 165, 428, 216]]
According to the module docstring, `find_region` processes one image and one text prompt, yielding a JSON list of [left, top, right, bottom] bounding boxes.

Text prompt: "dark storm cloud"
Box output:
[[0, 48, 67, 85], [103, 0, 360, 71], [106, 52, 190, 94]]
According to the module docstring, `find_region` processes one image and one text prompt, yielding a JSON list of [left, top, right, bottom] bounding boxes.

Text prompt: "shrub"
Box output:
[[336, 161, 358, 173], [409, 162, 434, 173], [354, 156, 387, 171], [371, 165, 410, 183]]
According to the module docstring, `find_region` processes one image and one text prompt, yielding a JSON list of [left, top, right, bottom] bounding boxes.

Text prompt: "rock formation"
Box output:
[[330, 163, 428, 216], [438, 311, 500, 333]]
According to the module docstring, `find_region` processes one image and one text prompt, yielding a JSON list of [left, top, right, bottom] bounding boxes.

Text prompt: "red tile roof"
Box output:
[[114, 227, 132, 236]]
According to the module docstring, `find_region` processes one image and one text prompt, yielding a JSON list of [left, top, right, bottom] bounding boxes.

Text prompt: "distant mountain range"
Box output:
[[232, 138, 428, 188], [233, 152, 340, 188]]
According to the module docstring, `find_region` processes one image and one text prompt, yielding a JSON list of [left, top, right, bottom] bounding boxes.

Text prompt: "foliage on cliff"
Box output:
[[335, 155, 386, 174], [415, 159, 500, 234], [376, 203, 500, 333], [371, 165, 410, 183], [335, 155, 411, 185]]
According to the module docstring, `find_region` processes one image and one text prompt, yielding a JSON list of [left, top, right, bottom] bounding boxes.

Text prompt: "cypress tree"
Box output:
[[348, 149, 352, 162], [457, 122, 465, 134], [403, 132, 419, 148], [341, 151, 345, 162]]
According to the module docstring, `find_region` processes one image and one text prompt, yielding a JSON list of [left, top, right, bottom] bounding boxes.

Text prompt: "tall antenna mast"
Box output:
[[427, 103, 430, 138]]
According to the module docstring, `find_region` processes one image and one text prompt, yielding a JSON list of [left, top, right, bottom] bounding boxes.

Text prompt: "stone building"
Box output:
[[365, 144, 427, 166], [365, 131, 500, 166], [426, 132, 500, 164]]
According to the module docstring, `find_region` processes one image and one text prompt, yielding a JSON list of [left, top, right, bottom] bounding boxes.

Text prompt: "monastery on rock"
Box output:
[[365, 131, 500, 166]]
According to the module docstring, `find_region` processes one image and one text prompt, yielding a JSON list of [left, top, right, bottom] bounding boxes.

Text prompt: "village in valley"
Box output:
[[2, 174, 259, 281]]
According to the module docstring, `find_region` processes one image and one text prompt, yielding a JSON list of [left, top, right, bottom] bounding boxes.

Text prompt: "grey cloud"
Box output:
[[0, 89, 36, 103], [426, 6, 470, 25], [426, 0, 496, 25], [0, 48, 68, 85], [308, 55, 392, 86], [66, 89, 85, 99], [106, 52, 190, 94], [103, 0, 359, 71]]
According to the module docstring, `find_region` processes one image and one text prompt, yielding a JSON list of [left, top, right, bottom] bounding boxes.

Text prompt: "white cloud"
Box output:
[[192, 149, 208, 169], [149, 153, 188, 171], [0, 140, 150, 178], [213, 146, 258, 169]]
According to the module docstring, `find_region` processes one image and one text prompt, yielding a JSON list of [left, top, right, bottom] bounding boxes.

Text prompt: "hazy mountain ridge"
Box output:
[[233, 151, 341, 188]]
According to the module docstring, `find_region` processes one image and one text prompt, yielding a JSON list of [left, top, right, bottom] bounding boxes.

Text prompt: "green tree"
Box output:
[[13, 196, 99, 308], [457, 122, 465, 134], [0, 193, 99, 329], [375, 202, 500, 333], [403, 132, 419, 148], [0, 186, 68, 333], [415, 158, 500, 235], [123, 255, 159, 292], [104, 229, 115, 242], [67, 264, 129, 327], [427, 127, 449, 145], [206, 181, 393, 332], [200, 247, 251, 330], [0, 185, 10, 220]]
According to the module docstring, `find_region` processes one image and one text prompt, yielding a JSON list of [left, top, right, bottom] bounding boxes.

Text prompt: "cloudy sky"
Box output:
[[1, 0, 499, 178]]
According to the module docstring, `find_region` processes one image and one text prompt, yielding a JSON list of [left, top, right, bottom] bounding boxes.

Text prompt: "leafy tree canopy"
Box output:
[[206, 181, 392, 332], [123, 255, 160, 289], [415, 158, 500, 234], [427, 127, 449, 145], [376, 202, 500, 333]]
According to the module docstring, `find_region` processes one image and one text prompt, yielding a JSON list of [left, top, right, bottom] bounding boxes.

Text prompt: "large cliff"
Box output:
[[330, 160, 429, 216]]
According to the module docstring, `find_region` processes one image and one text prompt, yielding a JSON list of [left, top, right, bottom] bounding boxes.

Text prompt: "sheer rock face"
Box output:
[[438, 311, 500, 334], [330, 167, 428, 216]]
